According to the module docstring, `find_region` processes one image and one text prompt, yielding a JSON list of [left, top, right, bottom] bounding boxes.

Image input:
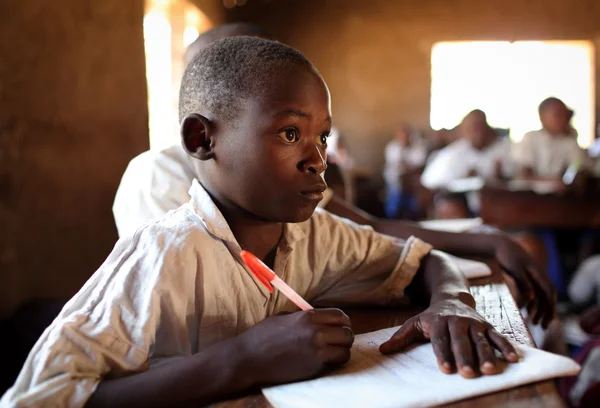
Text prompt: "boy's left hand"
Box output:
[[379, 297, 519, 378]]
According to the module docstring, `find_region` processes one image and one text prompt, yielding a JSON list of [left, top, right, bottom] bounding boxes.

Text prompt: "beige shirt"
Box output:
[[2, 180, 432, 408], [512, 129, 585, 178]]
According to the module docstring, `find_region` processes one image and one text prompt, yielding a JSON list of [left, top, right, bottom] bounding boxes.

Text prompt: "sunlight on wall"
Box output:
[[144, 0, 212, 150], [430, 41, 595, 147]]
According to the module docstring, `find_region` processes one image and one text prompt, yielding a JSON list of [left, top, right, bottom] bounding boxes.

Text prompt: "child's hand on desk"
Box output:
[[234, 308, 353, 387], [379, 295, 519, 378]]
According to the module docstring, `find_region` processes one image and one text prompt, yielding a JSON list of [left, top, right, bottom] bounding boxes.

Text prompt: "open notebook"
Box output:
[[263, 326, 580, 408]]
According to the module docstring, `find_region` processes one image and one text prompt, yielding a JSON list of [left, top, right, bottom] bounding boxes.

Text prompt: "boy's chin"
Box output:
[[280, 205, 319, 224]]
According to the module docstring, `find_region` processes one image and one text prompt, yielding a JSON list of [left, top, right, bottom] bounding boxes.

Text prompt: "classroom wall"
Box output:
[[0, 0, 148, 316], [225, 0, 600, 171]]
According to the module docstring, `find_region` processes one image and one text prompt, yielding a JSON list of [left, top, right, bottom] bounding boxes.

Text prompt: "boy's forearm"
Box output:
[[418, 250, 474, 307], [86, 336, 252, 408], [325, 196, 499, 257], [375, 220, 497, 257]]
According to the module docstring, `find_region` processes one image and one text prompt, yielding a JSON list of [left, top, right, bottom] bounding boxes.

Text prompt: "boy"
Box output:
[[113, 26, 554, 325], [3, 37, 521, 407], [513, 97, 585, 180], [421, 110, 513, 190]]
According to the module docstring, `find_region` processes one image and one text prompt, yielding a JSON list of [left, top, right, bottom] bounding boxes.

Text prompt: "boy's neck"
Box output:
[[204, 187, 284, 267], [543, 126, 569, 137]]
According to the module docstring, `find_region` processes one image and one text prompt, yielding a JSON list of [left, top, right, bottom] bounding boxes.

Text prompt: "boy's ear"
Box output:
[[181, 113, 214, 161]]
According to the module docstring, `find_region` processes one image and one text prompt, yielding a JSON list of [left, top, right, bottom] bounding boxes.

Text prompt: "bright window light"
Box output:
[[143, 10, 174, 150], [143, 1, 212, 150], [183, 26, 199, 47], [430, 41, 595, 147]]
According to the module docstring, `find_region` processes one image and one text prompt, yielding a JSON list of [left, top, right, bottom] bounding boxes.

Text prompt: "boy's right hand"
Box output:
[[235, 308, 353, 387]]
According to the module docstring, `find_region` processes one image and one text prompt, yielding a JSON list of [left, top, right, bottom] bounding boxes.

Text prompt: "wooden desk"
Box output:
[[479, 185, 600, 229], [216, 262, 565, 408]]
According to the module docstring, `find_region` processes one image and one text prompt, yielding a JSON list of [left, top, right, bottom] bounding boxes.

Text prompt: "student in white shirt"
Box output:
[[513, 97, 585, 180], [2, 37, 521, 408], [421, 110, 513, 190], [383, 124, 428, 218]]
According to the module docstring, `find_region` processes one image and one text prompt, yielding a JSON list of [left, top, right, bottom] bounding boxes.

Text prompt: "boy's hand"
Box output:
[[493, 233, 556, 328], [379, 297, 519, 378], [236, 308, 353, 387]]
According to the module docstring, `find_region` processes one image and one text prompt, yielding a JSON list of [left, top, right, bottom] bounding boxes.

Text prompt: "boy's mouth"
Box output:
[[299, 183, 327, 201]]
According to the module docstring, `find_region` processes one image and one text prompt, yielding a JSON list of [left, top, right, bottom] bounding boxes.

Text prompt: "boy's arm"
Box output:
[[379, 250, 519, 377], [86, 336, 250, 408], [325, 196, 556, 327], [89, 309, 353, 408]]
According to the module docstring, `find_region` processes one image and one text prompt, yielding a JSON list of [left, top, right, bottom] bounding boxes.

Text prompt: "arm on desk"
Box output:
[[325, 196, 555, 328], [379, 250, 519, 378]]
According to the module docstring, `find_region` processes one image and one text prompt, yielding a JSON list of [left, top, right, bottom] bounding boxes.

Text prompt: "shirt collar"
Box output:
[[188, 179, 306, 247]]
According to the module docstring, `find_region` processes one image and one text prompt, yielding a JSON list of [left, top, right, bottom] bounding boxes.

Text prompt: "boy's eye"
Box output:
[[278, 128, 300, 143], [320, 131, 330, 145]]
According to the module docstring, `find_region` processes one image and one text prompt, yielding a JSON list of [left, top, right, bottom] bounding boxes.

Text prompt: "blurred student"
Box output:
[[421, 110, 513, 191], [383, 124, 428, 218], [513, 97, 586, 182]]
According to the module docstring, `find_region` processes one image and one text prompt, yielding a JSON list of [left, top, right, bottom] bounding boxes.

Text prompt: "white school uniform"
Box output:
[[512, 129, 585, 178], [383, 138, 428, 191], [420, 137, 513, 190]]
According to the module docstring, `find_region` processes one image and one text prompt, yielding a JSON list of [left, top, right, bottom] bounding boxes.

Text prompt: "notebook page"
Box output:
[[262, 326, 580, 408]]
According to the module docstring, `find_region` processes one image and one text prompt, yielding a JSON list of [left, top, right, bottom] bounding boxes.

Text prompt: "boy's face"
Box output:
[[208, 63, 331, 223], [540, 102, 571, 134], [461, 113, 488, 150]]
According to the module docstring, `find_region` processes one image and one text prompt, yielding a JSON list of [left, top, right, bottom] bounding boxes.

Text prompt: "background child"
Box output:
[[383, 124, 428, 218], [513, 97, 585, 181], [2, 37, 518, 408], [421, 109, 513, 191]]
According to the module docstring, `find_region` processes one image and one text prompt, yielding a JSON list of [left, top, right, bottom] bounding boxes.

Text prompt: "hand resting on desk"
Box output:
[[379, 295, 519, 378]]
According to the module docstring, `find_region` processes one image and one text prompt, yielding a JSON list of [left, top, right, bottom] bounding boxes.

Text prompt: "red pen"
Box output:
[[240, 250, 314, 311]]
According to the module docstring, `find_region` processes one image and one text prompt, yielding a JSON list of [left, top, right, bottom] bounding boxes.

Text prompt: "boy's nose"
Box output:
[[298, 144, 327, 175]]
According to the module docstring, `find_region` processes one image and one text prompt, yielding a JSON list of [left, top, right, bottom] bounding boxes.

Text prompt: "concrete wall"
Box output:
[[227, 0, 600, 170], [0, 0, 148, 316]]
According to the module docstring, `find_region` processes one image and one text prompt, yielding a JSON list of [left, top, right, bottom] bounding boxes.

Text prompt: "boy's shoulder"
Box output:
[[128, 203, 212, 252]]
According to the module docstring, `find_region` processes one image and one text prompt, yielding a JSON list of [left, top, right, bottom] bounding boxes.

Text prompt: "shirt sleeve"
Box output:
[[308, 210, 432, 307], [112, 146, 195, 238], [1, 224, 199, 408]]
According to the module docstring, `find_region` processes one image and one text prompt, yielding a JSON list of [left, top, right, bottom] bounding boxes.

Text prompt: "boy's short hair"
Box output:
[[538, 97, 565, 115], [183, 23, 270, 67], [179, 36, 314, 122]]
